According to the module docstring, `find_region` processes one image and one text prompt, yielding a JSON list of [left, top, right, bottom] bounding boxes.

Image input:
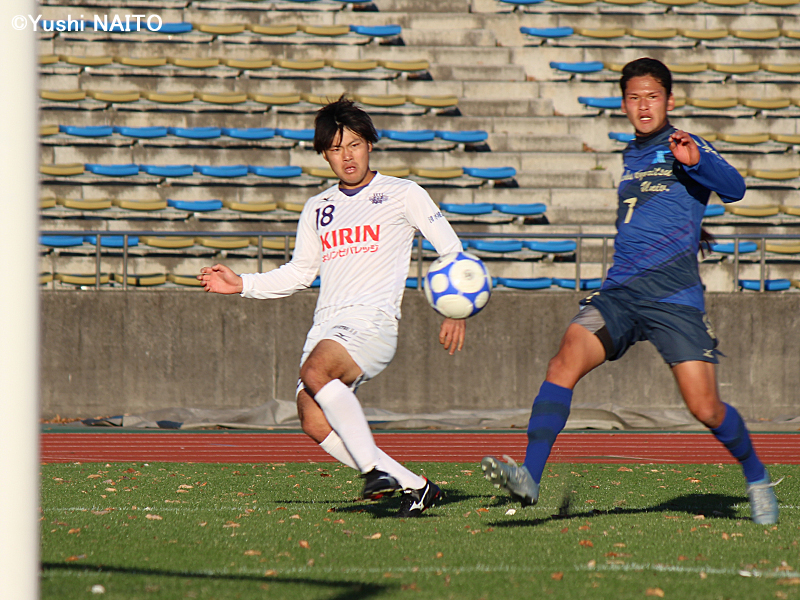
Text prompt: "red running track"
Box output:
[[40, 432, 800, 464]]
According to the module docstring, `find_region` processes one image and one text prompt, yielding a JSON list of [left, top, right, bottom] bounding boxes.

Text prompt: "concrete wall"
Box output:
[[40, 290, 800, 421]]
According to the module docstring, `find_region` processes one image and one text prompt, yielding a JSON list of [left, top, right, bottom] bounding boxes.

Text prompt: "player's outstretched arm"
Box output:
[[668, 130, 700, 167], [439, 318, 466, 356], [198, 264, 244, 294]]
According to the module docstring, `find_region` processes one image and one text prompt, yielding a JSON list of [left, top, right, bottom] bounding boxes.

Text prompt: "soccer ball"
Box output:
[[423, 251, 492, 319]]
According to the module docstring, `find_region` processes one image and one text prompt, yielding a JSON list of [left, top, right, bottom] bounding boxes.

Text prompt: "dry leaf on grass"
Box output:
[[299, 540, 310, 549], [646, 588, 665, 597], [366, 533, 381, 540], [551, 572, 564, 581], [145, 514, 162, 521], [244, 550, 261, 556], [579, 540, 594, 548]]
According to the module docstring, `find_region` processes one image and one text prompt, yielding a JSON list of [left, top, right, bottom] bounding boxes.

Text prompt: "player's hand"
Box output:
[[198, 264, 243, 294], [669, 130, 700, 167], [439, 317, 466, 355]]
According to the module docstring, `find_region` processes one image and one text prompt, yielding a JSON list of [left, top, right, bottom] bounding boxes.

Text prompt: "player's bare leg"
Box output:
[[484, 324, 606, 505], [673, 360, 779, 524]]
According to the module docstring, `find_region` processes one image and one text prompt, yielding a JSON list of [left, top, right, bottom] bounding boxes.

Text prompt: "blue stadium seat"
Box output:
[[222, 127, 276, 140], [405, 277, 421, 289], [739, 279, 791, 291], [467, 240, 524, 253], [350, 25, 402, 37], [497, 277, 553, 290], [248, 165, 303, 178], [608, 132, 635, 143], [520, 26, 574, 38], [493, 203, 547, 216], [168, 127, 222, 140], [380, 129, 436, 143], [464, 167, 517, 180], [310, 276, 321, 288], [435, 130, 488, 144], [553, 277, 603, 290], [504, 0, 547, 6], [440, 203, 495, 215], [167, 199, 223, 212], [140, 164, 193, 177], [85, 164, 139, 176], [83, 235, 139, 248], [412, 239, 436, 251], [149, 22, 192, 34], [194, 165, 248, 177], [114, 126, 168, 139], [711, 242, 758, 254], [550, 61, 604, 74], [579, 97, 623, 109], [40, 235, 84, 248], [704, 204, 726, 217], [59, 125, 113, 137], [523, 240, 577, 253], [277, 129, 315, 141]]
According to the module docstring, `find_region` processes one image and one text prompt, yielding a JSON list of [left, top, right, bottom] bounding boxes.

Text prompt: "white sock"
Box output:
[[320, 430, 426, 490], [319, 431, 358, 470], [314, 379, 379, 473]]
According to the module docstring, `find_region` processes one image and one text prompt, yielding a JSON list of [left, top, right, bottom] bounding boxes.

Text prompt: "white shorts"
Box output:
[[296, 305, 398, 397]]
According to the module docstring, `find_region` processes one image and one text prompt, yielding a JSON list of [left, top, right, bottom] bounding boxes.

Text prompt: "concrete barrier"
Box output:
[[40, 290, 800, 421]]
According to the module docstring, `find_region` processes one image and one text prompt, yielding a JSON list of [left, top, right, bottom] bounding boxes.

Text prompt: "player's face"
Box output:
[[322, 127, 374, 189], [621, 75, 675, 137]]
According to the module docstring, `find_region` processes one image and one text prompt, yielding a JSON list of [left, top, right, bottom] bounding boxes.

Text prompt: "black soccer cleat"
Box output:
[[395, 479, 442, 518], [362, 468, 401, 500]]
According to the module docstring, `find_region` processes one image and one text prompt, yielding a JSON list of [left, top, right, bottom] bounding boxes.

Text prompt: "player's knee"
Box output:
[[689, 401, 724, 429], [546, 354, 575, 384]]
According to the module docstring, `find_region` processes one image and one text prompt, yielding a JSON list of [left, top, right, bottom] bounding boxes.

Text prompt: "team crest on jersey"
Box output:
[[651, 150, 668, 164], [369, 193, 387, 205]]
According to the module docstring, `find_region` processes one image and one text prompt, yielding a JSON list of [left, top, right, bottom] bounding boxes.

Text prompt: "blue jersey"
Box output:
[[602, 124, 745, 311]]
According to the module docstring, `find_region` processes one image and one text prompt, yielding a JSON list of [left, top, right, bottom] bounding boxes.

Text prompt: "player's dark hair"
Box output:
[[620, 58, 672, 98], [313, 95, 379, 154]]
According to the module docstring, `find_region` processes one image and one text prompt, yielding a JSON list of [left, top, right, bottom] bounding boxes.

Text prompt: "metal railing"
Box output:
[[39, 230, 800, 292]]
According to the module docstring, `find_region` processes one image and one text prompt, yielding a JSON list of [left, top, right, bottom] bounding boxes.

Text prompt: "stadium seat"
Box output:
[[168, 273, 204, 287], [56, 198, 111, 210], [223, 200, 278, 213], [310, 277, 321, 288], [349, 25, 402, 37], [276, 59, 325, 71], [377, 60, 430, 72], [221, 58, 273, 70], [55, 273, 110, 286], [411, 167, 464, 179], [666, 63, 709, 74], [407, 95, 459, 108], [277, 128, 315, 141], [439, 203, 495, 215], [167, 127, 221, 139], [167, 57, 220, 69], [140, 165, 193, 177], [575, 28, 627, 39], [141, 236, 194, 249], [497, 277, 553, 290], [739, 99, 791, 110], [730, 29, 781, 40], [299, 24, 349, 37], [87, 91, 140, 103], [760, 241, 800, 254], [40, 125, 59, 136], [627, 28, 679, 39], [278, 199, 305, 213], [467, 240, 524, 253], [222, 128, 276, 140], [704, 204, 726, 217], [196, 92, 248, 105], [678, 28, 728, 40], [326, 59, 379, 72], [739, 279, 791, 291], [579, 96, 622, 109], [609, 132, 635, 143], [40, 90, 86, 102], [553, 278, 602, 290], [523, 240, 577, 253], [719, 133, 771, 144], [248, 166, 303, 178], [167, 199, 223, 212], [193, 165, 248, 177], [85, 164, 139, 176], [40, 164, 84, 176], [149, 23, 192, 34], [59, 55, 112, 67], [112, 199, 167, 211], [83, 235, 139, 248], [195, 24, 246, 35], [195, 236, 250, 250], [40, 235, 85, 248], [113, 274, 167, 287], [687, 98, 738, 109], [405, 277, 421, 289], [710, 241, 758, 253], [493, 203, 547, 216], [771, 134, 800, 143], [303, 166, 337, 179], [704, 0, 749, 5], [748, 169, 800, 180], [114, 126, 167, 138], [144, 92, 195, 104], [762, 63, 800, 75], [463, 167, 517, 180], [549, 61, 604, 74], [247, 24, 298, 36], [380, 130, 436, 143], [59, 125, 113, 137], [376, 167, 411, 178], [250, 237, 296, 250], [354, 94, 407, 107], [435, 131, 488, 143], [709, 63, 760, 74], [249, 93, 302, 106], [114, 56, 167, 68], [520, 27, 574, 39], [726, 203, 782, 216]]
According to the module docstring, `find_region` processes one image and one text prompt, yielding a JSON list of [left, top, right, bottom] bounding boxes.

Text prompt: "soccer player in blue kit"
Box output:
[[482, 58, 781, 524]]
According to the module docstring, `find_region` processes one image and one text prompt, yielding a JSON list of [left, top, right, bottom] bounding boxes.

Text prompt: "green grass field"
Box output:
[[40, 461, 800, 599]]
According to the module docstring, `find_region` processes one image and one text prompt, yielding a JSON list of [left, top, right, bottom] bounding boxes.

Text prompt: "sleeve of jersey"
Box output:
[[239, 204, 321, 299], [403, 183, 462, 256], [683, 137, 746, 203]]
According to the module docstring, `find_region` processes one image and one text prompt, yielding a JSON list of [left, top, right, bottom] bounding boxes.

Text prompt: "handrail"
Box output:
[[39, 230, 800, 292]]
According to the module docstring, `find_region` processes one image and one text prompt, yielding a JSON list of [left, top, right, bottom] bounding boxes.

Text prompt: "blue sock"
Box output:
[[711, 403, 766, 484], [523, 381, 573, 484]]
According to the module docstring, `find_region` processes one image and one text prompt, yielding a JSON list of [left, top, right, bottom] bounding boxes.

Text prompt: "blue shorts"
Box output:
[[575, 287, 719, 365]]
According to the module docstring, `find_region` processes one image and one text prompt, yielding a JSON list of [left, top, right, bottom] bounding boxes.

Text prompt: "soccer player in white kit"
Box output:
[[199, 96, 465, 517]]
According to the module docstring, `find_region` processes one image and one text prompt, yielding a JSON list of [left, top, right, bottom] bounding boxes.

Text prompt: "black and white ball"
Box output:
[[423, 251, 492, 319]]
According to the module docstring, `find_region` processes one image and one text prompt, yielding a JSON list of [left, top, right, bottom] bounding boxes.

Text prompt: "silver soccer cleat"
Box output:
[[481, 455, 539, 507], [747, 472, 782, 525]]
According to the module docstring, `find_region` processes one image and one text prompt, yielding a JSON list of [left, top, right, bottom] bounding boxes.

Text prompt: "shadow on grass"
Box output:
[[487, 492, 744, 529], [41, 562, 393, 600], [330, 487, 481, 519]]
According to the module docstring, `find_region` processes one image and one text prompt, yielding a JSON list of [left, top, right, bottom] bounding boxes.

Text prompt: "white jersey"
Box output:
[[240, 172, 462, 321]]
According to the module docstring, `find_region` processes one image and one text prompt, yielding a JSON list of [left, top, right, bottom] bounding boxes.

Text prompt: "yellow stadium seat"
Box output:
[[655, 0, 699, 5], [222, 200, 278, 212], [704, 0, 750, 5], [718, 133, 770, 144], [747, 169, 800, 180], [40, 196, 57, 209], [221, 58, 273, 70], [195, 92, 248, 104], [354, 94, 407, 107], [756, 0, 799, 4], [678, 28, 728, 40], [276, 58, 325, 70], [40, 163, 85, 176], [327, 59, 379, 71], [55, 273, 110, 285], [40, 90, 86, 102], [141, 235, 194, 248], [687, 97, 738, 109], [168, 273, 204, 287], [112, 199, 168, 211], [303, 166, 337, 178], [771, 133, 800, 144], [246, 24, 298, 36], [299, 24, 350, 36], [762, 63, 800, 74], [167, 57, 220, 69], [709, 63, 759, 74], [56, 197, 111, 210], [113, 273, 167, 286], [666, 63, 709, 73], [250, 237, 296, 250], [40, 273, 54, 285], [301, 93, 332, 106], [114, 56, 167, 67], [39, 55, 59, 65], [249, 93, 302, 105], [376, 167, 411, 178], [759, 241, 800, 253], [277, 199, 305, 212], [195, 236, 250, 250], [407, 95, 458, 108], [144, 91, 195, 104], [411, 167, 464, 179], [378, 60, 430, 72], [87, 90, 140, 102], [575, 27, 627, 38], [780, 206, 800, 216], [59, 55, 113, 67], [730, 29, 781, 40], [40, 124, 59, 136], [627, 28, 678, 39], [739, 98, 791, 109], [781, 30, 800, 40]]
